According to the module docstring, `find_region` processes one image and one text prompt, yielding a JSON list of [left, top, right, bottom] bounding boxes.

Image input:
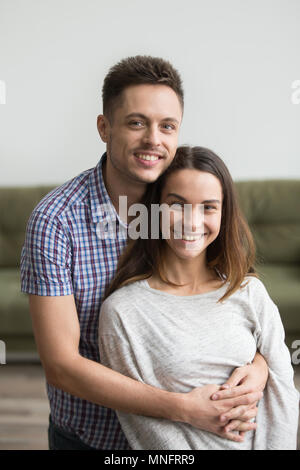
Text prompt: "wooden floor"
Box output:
[[0, 363, 299, 450]]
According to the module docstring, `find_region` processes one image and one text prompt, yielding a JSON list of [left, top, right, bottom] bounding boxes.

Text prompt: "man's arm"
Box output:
[[29, 294, 262, 442]]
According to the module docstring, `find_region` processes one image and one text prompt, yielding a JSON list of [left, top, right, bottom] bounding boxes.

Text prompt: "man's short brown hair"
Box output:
[[102, 55, 184, 121]]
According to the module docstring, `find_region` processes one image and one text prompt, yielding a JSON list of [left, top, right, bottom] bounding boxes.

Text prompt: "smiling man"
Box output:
[[20, 56, 268, 450]]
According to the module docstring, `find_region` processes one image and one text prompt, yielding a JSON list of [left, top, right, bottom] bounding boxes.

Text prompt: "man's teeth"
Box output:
[[136, 154, 159, 161]]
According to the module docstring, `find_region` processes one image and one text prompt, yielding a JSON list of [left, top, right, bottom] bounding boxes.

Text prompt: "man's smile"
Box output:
[[134, 151, 164, 167]]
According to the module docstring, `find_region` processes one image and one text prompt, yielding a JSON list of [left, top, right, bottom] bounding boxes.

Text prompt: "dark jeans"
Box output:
[[48, 414, 97, 450]]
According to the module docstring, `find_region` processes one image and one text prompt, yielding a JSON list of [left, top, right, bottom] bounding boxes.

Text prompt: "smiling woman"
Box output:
[[99, 145, 299, 450], [104, 146, 256, 301]]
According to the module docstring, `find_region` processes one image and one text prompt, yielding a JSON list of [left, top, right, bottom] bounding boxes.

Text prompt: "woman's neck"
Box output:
[[150, 246, 222, 295]]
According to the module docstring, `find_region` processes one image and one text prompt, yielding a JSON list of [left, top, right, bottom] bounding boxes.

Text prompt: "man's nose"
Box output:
[[142, 125, 161, 147]]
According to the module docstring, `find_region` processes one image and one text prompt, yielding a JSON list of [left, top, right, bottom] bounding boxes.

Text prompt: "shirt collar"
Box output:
[[89, 153, 128, 230]]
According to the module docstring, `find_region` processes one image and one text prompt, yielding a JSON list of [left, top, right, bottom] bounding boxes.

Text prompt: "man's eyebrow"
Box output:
[[125, 113, 180, 124], [166, 193, 221, 204]]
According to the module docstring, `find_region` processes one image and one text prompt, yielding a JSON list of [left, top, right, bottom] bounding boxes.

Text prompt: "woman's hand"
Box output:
[[210, 352, 268, 425]]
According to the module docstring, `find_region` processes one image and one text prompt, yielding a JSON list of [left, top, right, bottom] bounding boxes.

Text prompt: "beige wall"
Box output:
[[0, 0, 300, 185]]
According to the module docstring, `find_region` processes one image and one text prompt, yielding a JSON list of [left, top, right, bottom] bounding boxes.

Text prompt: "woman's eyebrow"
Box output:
[[202, 199, 221, 204], [166, 193, 186, 201], [166, 193, 221, 204]]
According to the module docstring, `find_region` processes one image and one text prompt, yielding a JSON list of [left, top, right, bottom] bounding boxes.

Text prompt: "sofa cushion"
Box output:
[[255, 263, 300, 333], [235, 180, 300, 263], [0, 186, 57, 268], [0, 268, 33, 335]]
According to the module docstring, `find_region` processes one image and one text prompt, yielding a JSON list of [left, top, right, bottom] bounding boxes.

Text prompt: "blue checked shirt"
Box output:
[[20, 153, 132, 449]]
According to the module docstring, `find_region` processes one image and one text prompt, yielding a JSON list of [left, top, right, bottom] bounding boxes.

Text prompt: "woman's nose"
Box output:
[[183, 204, 204, 232]]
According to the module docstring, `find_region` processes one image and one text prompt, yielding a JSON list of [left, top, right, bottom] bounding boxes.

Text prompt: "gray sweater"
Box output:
[[98, 276, 299, 450]]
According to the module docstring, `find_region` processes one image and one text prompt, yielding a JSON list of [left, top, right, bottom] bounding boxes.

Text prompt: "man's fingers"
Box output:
[[219, 429, 244, 443], [219, 405, 248, 423], [238, 407, 258, 422], [211, 383, 254, 400], [220, 405, 258, 423], [225, 420, 257, 433], [225, 391, 263, 408]]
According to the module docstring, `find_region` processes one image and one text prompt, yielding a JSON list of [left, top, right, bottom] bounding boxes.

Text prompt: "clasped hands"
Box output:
[[182, 360, 267, 442]]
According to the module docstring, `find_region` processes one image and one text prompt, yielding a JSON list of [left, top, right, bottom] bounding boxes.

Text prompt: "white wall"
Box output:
[[0, 0, 299, 186]]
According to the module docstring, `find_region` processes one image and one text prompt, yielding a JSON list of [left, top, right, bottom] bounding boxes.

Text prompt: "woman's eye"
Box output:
[[170, 202, 184, 209], [204, 205, 216, 211]]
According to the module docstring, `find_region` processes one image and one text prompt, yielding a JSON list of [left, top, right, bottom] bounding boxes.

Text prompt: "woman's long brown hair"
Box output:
[[104, 146, 257, 303]]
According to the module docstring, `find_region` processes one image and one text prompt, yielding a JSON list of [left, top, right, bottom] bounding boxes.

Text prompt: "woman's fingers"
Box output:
[[225, 420, 257, 433], [220, 364, 251, 389]]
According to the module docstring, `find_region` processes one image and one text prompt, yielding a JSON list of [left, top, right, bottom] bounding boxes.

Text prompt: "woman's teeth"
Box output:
[[174, 233, 207, 241], [136, 154, 159, 161], [182, 235, 201, 241]]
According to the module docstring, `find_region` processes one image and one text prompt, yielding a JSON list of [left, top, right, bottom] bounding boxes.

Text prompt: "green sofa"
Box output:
[[0, 180, 299, 361]]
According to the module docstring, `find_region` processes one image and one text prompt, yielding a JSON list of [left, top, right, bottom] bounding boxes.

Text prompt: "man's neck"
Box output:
[[102, 156, 147, 223]]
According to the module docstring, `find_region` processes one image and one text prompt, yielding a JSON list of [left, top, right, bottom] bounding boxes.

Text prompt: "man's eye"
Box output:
[[162, 123, 175, 131], [129, 121, 144, 127]]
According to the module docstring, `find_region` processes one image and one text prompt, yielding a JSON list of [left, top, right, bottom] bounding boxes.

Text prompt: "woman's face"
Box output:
[[159, 169, 223, 260]]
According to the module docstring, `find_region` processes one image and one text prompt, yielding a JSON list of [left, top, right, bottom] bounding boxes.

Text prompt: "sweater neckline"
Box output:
[[137, 278, 228, 300]]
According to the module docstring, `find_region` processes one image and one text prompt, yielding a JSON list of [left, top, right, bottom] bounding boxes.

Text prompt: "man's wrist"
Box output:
[[162, 391, 188, 423]]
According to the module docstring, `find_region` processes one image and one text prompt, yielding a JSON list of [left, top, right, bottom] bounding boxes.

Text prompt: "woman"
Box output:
[[98, 146, 299, 450]]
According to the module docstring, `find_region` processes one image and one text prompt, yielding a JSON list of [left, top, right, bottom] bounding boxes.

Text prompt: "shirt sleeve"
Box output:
[[20, 210, 73, 296], [251, 279, 299, 450]]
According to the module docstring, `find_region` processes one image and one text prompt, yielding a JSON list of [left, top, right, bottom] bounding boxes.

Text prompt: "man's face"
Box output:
[[98, 84, 183, 185]]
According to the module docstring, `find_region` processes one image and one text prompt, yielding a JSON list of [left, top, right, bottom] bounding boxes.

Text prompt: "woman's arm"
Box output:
[[250, 280, 299, 449]]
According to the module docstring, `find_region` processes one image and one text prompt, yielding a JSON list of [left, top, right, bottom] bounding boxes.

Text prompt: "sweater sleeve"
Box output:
[[250, 279, 299, 450]]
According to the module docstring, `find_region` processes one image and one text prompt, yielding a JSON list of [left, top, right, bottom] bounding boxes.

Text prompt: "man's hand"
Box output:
[[181, 384, 262, 442], [209, 352, 268, 431]]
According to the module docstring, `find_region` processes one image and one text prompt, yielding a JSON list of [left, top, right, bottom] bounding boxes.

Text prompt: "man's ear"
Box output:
[[97, 114, 110, 143]]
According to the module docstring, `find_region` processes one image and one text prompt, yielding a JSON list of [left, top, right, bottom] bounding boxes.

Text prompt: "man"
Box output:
[[21, 56, 267, 450]]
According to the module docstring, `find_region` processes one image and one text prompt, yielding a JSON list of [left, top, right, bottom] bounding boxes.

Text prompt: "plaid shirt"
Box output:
[[20, 153, 132, 449]]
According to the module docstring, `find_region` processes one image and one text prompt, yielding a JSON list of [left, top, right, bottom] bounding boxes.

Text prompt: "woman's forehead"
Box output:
[[162, 169, 223, 199]]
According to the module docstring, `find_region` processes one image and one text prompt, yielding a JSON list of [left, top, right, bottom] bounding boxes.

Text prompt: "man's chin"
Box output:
[[129, 169, 163, 185]]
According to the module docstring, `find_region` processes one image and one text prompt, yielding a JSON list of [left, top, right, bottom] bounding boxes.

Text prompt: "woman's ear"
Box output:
[[97, 115, 110, 143]]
